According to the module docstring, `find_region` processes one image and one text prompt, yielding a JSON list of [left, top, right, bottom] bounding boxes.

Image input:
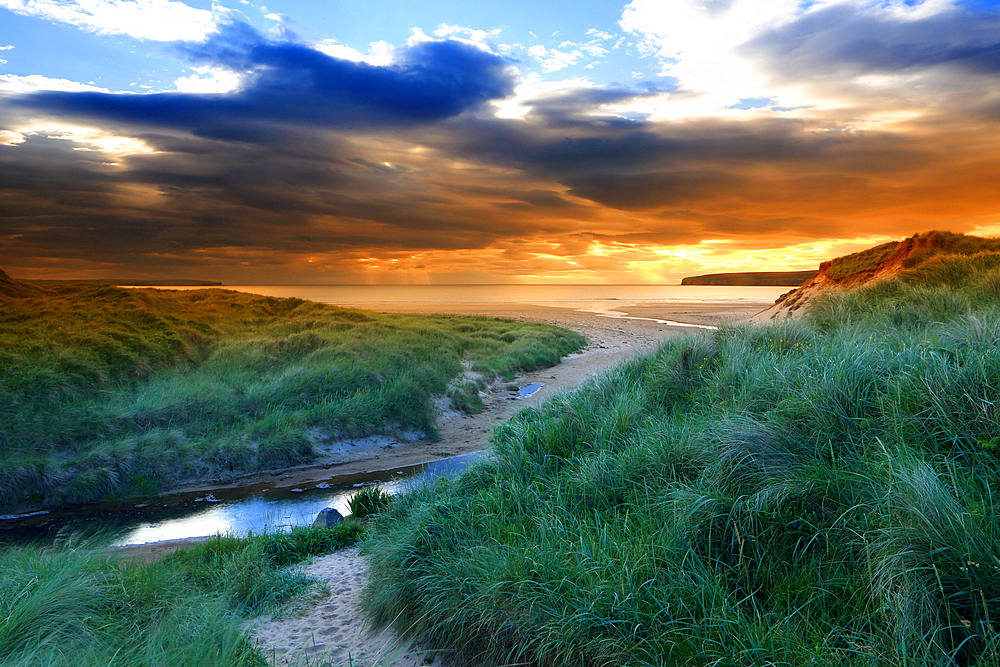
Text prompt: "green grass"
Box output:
[[0, 523, 363, 667], [0, 274, 584, 510], [348, 485, 394, 521], [824, 231, 1000, 280], [360, 260, 1000, 666]]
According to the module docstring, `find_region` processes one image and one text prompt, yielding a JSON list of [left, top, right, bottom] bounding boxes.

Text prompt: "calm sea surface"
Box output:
[[153, 284, 788, 311]]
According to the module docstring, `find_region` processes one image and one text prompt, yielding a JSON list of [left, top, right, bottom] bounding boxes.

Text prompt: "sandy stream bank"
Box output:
[[135, 301, 764, 666]]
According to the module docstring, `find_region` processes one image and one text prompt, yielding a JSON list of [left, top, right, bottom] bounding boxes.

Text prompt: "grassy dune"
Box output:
[[0, 524, 362, 667], [823, 230, 1000, 281], [0, 275, 584, 511], [361, 252, 1000, 666]]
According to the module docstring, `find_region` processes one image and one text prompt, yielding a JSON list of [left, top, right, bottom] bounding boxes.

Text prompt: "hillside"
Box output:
[[27, 278, 223, 286], [681, 270, 817, 286], [0, 271, 584, 511], [753, 230, 1000, 320], [0, 269, 47, 299]]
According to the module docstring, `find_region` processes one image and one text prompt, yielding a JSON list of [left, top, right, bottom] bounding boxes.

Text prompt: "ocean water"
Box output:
[[150, 283, 788, 311]]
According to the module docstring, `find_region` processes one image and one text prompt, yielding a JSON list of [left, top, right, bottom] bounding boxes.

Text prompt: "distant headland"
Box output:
[[681, 270, 818, 286]]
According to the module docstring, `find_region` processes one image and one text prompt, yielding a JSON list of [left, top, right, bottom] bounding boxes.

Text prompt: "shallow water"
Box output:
[[0, 453, 484, 547], [518, 382, 545, 398]]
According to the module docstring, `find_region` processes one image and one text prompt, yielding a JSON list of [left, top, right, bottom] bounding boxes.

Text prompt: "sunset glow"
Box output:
[[2, 0, 999, 283]]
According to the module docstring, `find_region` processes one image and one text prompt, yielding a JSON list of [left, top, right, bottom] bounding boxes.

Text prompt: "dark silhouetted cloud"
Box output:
[[746, 5, 1000, 78], [11, 23, 518, 132]]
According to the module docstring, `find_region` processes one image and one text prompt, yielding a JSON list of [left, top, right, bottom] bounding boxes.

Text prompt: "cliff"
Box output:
[[752, 231, 1000, 322]]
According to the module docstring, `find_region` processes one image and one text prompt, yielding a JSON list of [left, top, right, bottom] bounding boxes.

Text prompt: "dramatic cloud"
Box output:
[[747, 3, 1000, 77], [2, 1, 1000, 283], [12, 25, 518, 132]]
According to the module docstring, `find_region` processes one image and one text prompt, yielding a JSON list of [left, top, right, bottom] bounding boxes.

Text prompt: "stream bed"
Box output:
[[0, 452, 484, 547]]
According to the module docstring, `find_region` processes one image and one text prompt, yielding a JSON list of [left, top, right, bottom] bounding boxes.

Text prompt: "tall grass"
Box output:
[[0, 523, 362, 667], [0, 281, 584, 510], [361, 265, 1000, 666]]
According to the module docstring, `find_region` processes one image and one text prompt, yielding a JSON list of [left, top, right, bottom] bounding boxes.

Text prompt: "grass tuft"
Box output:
[[0, 524, 362, 666]]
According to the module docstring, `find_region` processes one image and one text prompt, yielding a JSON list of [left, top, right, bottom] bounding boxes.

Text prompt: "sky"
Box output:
[[1, 0, 999, 284]]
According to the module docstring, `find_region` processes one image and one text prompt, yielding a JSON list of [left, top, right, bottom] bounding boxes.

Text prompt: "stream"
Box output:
[[0, 452, 484, 547]]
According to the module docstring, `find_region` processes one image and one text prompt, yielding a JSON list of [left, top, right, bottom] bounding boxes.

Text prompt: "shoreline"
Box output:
[[240, 301, 768, 667], [5, 301, 768, 545], [141, 301, 766, 504]]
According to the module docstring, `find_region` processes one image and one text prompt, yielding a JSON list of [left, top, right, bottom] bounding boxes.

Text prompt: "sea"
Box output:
[[146, 283, 789, 313]]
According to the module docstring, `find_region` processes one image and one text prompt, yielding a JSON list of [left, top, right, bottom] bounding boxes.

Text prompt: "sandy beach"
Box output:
[[233, 299, 766, 667]]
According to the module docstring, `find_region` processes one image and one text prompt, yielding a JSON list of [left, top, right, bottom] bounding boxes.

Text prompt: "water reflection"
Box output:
[[1, 452, 484, 547], [518, 382, 545, 398], [114, 480, 408, 545]]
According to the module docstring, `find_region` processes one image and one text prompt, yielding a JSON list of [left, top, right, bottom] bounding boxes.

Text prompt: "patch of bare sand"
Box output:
[[244, 546, 435, 667], [242, 301, 763, 667]]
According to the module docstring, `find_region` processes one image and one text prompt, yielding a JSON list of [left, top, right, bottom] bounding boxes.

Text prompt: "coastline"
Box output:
[[166, 301, 764, 497], [96, 300, 767, 667], [234, 300, 764, 667]]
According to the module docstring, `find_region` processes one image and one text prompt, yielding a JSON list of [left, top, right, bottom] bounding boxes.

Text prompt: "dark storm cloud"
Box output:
[[11, 23, 518, 132], [4, 4, 1000, 281], [745, 4, 1000, 78], [563, 170, 748, 210], [520, 84, 667, 126], [437, 115, 924, 211]]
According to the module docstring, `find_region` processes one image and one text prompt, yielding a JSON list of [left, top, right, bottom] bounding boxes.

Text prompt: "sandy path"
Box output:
[[244, 547, 431, 667], [240, 300, 764, 667]]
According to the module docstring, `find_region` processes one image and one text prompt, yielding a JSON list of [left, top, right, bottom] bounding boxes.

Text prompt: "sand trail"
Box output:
[[245, 547, 437, 667]]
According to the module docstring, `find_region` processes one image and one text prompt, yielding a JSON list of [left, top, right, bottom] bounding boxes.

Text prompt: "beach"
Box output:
[[235, 299, 765, 667]]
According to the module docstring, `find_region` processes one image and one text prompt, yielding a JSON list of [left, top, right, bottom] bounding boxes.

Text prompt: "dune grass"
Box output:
[[0, 279, 584, 511], [360, 260, 1000, 666], [824, 231, 1000, 280], [0, 523, 362, 667]]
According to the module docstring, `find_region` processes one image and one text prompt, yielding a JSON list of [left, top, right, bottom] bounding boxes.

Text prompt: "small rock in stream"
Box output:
[[313, 507, 344, 527]]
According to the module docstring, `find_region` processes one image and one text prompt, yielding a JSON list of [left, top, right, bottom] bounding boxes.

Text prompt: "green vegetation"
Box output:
[[0, 524, 362, 667], [824, 230, 1000, 280], [0, 271, 584, 511], [348, 485, 394, 521], [361, 251, 1000, 666]]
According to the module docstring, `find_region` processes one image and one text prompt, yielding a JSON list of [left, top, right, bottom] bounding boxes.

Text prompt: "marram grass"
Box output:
[[361, 267, 1000, 666], [0, 284, 584, 510], [0, 523, 362, 667]]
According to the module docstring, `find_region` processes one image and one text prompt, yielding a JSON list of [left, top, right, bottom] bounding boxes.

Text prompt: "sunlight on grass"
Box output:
[[0, 280, 584, 510]]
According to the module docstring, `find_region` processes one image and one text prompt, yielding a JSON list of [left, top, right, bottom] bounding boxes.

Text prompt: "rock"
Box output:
[[313, 507, 344, 527]]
